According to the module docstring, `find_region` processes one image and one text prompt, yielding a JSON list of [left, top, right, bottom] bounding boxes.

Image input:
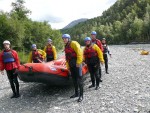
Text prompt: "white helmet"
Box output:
[[47, 38, 52, 42], [3, 40, 10, 45]]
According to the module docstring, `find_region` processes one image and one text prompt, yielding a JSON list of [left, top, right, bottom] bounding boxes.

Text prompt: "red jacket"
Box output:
[[92, 39, 104, 52], [0, 50, 20, 71]]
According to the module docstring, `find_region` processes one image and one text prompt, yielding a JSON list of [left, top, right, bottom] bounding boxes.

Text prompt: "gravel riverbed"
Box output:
[[0, 44, 150, 113]]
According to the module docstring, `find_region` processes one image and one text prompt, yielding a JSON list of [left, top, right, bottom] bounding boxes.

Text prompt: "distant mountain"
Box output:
[[62, 0, 150, 45], [63, 18, 88, 29]]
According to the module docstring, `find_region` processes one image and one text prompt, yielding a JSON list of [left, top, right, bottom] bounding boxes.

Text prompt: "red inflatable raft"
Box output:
[[18, 56, 88, 85]]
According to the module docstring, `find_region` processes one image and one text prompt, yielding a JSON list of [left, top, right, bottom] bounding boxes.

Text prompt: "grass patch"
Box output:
[[18, 52, 28, 64]]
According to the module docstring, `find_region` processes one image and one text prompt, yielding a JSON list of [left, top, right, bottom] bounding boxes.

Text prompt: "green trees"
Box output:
[[143, 4, 150, 41], [62, 0, 150, 45], [0, 0, 62, 51], [131, 17, 143, 41], [11, 0, 31, 20], [0, 12, 24, 49]]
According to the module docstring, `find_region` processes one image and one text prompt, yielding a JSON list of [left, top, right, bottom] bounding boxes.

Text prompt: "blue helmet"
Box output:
[[47, 38, 52, 42], [91, 31, 97, 35], [31, 44, 36, 48], [62, 34, 71, 39], [84, 37, 91, 42]]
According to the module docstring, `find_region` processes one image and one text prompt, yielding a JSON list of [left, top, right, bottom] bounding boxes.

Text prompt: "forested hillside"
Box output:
[[62, 0, 150, 45], [0, 0, 63, 51]]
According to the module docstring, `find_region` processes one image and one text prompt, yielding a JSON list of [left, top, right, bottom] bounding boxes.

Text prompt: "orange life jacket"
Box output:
[[65, 42, 77, 61]]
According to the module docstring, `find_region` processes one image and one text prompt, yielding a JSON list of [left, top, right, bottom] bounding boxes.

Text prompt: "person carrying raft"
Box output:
[[28, 44, 46, 63], [62, 34, 83, 102], [83, 37, 104, 90], [43, 38, 57, 62], [0, 40, 21, 98]]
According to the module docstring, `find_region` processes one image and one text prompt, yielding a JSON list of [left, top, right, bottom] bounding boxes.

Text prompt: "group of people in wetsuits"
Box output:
[[0, 31, 111, 102], [28, 38, 57, 63]]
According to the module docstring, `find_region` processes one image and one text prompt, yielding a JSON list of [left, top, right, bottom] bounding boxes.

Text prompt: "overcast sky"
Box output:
[[0, 0, 117, 29]]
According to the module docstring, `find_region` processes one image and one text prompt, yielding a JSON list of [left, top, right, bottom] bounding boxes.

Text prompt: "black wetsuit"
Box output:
[[102, 44, 110, 73], [65, 41, 83, 102], [47, 57, 54, 62], [6, 69, 20, 97], [69, 59, 83, 98]]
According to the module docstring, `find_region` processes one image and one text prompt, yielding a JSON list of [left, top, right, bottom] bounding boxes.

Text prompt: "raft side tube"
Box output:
[[18, 72, 73, 86]]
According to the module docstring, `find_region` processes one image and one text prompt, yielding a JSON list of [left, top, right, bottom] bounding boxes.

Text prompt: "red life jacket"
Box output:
[[0, 49, 20, 71], [46, 46, 53, 56], [32, 50, 43, 63], [84, 45, 99, 65], [84, 45, 98, 58], [65, 42, 77, 61], [92, 39, 104, 52]]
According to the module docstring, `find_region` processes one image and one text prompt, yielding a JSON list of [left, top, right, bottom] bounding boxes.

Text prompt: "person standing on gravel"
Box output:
[[0, 40, 20, 98], [28, 44, 46, 63], [62, 34, 83, 102], [91, 31, 103, 82], [43, 38, 57, 62], [101, 38, 111, 74], [83, 37, 104, 90]]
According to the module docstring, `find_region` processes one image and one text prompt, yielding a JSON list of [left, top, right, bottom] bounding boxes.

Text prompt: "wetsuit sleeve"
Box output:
[[38, 49, 46, 59], [13, 50, 20, 68], [97, 40, 104, 52], [71, 41, 83, 65], [0, 52, 4, 71], [66, 61, 69, 69], [107, 46, 111, 55], [28, 51, 33, 63], [93, 44, 104, 63], [83, 47, 86, 62], [43, 46, 47, 53], [52, 46, 57, 60]]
